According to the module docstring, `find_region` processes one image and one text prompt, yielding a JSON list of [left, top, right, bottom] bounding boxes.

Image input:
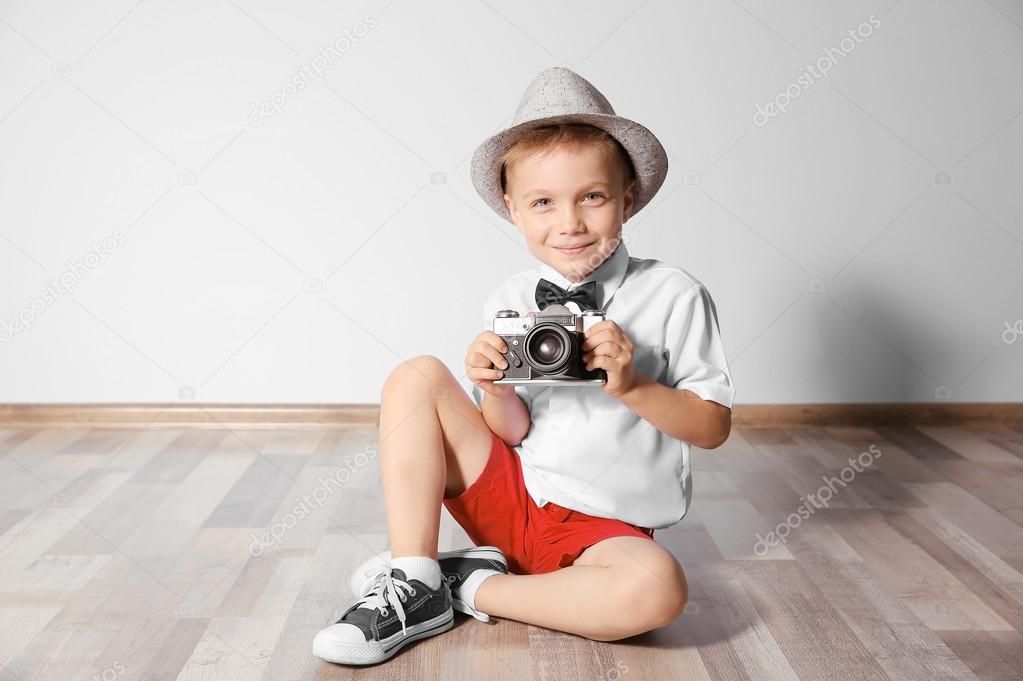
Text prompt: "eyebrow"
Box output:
[[523, 182, 611, 199]]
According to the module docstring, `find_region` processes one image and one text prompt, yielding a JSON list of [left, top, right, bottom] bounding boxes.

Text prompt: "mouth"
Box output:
[[552, 241, 595, 256]]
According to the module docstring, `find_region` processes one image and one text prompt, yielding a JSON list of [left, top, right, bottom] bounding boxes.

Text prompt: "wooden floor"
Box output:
[[2, 423, 1023, 680]]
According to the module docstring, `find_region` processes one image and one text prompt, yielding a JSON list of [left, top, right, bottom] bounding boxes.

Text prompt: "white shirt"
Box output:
[[470, 240, 736, 529]]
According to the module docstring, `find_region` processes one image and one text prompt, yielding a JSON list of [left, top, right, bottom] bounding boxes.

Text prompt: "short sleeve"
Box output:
[[664, 283, 735, 408]]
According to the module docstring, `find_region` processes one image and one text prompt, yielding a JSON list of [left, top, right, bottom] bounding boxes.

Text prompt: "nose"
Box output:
[[557, 203, 586, 235]]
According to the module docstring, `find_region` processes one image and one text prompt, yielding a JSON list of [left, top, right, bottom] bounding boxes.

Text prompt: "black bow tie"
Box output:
[[535, 278, 599, 312]]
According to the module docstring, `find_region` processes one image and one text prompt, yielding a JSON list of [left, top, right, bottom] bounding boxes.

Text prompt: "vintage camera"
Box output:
[[492, 304, 606, 385]]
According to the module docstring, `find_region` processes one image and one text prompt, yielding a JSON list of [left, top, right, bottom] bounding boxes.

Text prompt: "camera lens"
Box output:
[[523, 323, 573, 374], [533, 334, 561, 362]]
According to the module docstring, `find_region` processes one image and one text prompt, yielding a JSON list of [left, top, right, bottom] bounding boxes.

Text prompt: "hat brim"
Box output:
[[470, 112, 669, 224]]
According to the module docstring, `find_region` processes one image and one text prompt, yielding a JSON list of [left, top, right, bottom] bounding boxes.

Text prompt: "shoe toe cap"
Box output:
[[314, 623, 369, 647]]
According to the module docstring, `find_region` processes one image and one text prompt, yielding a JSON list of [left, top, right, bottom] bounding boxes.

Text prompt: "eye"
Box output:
[[584, 192, 606, 202], [531, 198, 551, 208]]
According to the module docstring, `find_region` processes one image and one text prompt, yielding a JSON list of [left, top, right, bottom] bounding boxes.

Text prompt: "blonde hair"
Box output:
[[499, 123, 636, 195]]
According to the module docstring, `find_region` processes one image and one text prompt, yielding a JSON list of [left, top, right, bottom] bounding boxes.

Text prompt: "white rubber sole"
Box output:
[[350, 547, 508, 622], [312, 608, 454, 666]]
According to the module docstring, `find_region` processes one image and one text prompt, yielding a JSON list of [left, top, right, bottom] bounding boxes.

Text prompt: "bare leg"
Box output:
[[375, 355, 686, 641], [377, 355, 495, 559], [474, 536, 688, 641]]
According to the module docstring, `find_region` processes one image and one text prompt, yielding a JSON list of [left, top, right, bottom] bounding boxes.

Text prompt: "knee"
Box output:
[[600, 558, 688, 640], [381, 355, 450, 398]]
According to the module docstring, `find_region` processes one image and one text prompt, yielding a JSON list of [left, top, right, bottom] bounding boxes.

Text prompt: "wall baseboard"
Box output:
[[0, 404, 381, 430], [729, 403, 1023, 427], [0, 403, 1020, 430]]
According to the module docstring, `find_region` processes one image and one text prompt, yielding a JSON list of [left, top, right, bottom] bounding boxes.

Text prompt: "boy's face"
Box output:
[[502, 143, 635, 283]]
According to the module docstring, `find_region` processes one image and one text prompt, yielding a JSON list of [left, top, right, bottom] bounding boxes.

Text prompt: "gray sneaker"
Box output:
[[313, 567, 453, 666], [350, 547, 509, 622]]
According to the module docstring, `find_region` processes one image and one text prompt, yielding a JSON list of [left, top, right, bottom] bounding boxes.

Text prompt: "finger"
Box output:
[[585, 342, 629, 366], [480, 331, 509, 350], [596, 340, 623, 357], [478, 334, 510, 357], [587, 319, 620, 334], [470, 345, 503, 366], [473, 345, 509, 370], [595, 343, 631, 367], [582, 327, 624, 350], [583, 338, 621, 357], [581, 329, 608, 350], [469, 366, 505, 382]]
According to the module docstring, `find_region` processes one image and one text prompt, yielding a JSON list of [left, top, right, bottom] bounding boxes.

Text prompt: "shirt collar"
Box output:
[[537, 239, 630, 310]]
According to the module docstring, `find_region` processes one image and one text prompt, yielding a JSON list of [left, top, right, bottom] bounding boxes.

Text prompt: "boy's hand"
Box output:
[[581, 320, 637, 398], [466, 330, 515, 398]]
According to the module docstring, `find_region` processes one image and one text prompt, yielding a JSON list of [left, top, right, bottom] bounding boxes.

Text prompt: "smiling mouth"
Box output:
[[553, 242, 595, 255]]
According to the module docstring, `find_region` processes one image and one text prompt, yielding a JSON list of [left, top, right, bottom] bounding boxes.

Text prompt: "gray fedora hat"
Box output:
[[471, 67, 669, 224]]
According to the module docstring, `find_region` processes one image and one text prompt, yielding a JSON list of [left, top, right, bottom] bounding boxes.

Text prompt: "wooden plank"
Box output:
[[130, 430, 229, 484], [203, 455, 308, 529], [738, 560, 890, 681], [736, 427, 793, 445], [174, 616, 289, 681], [873, 426, 966, 462], [827, 509, 1012, 631], [828, 427, 948, 483], [901, 482, 1023, 569], [92, 617, 209, 681], [869, 511, 1023, 634], [907, 508, 1023, 607], [936, 631, 1023, 681], [119, 444, 253, 557], [786, 520, 981, 680], [917, 426, 1023, 464], [672, 577, 797, 680], [924, 459, 1023, 521], [747, 443, 871, 510]]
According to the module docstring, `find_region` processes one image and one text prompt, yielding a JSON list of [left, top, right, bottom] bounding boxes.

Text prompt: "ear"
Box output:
[[503, 193, 524, 233], [622, 179, 636, 223]]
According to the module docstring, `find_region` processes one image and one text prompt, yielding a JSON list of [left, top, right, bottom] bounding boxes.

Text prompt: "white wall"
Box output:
[[1, 0, 1021, 404]]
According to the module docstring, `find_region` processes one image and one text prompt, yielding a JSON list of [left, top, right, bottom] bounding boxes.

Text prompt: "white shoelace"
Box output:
[[355, 572, 416, 636]]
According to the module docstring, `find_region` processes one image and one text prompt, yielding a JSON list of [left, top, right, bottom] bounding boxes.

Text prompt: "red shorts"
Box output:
[[442, 430, 656, 575]]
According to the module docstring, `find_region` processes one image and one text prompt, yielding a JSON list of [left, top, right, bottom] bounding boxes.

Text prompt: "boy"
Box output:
[[313, 67, 735, 665]]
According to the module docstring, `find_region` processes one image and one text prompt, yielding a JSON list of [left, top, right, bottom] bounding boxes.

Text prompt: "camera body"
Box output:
[[492, 304, 606, 385]]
